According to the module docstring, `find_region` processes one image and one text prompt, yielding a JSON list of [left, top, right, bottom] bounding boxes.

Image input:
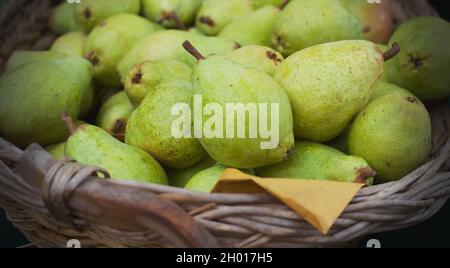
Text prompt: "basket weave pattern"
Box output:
[[0, 0, 449, 248]]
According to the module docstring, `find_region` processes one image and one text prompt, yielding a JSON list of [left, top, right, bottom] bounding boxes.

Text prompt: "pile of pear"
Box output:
[[1, 0, 449, 192]]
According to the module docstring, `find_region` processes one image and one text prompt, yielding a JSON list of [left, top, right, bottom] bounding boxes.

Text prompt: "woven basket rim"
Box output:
[[0, 0, 449, 248]]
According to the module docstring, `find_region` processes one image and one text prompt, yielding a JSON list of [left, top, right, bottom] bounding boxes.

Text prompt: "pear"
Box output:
[[49, 2, 84, 34], [184, 41, 295, 169], [168, 155, 217, 188], [184, 165, 227, 193], [84, 14, 162, 88], [252, 0, 285, 9], [125, 80, 207, 169], [96, 91, 134, 140], [218, 5, 280, 47], [142, 0, 203, 29], [348, 94, 432, 183], [74, 0, 141, 32], [196, 0, 254, 36], [340, 0, 393, 44], [387, 16, 450, 100], [274, 40, 394, 142], [45, 142, 66, 160], [256, 141, 375, 185], [188, 27, 205, 36], [50, 32, 87, 57], [0, 60, 89, 147], [369, 81, 418, 103], [124, 59, 192, 106], [63, 115, 168, 185], [272, 0, 362, 56], [185, 165, 254, 192], [117, 30, 238, 82], [227, 45, 284, 76], [6, 51, 66, 71], [377, 44, 389, 82]]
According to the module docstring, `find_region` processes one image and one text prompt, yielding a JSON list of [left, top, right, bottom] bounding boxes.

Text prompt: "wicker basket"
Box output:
[[0, 0, 449, 248]]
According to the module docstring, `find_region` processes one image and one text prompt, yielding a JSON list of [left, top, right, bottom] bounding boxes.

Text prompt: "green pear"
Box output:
[[218, 5, 280, 47], [45, 142, 66, 160], [252, 0, 285, 9], [196, 0, 254, 36], [74, 0, 141, 32], [117, 30, 238, 82], [340, 0, 393, 44], [348, 94, 432, 183], [256, 141, 375, 185], [185, 41, 294, 169], [124, 59, 192, 106], [168, 155, 217, 188], [272, 0, 362, 56], [96, 91, 134, 139], [184, 164, 227, 192], [274, 40, 386, 142], [188, 27, 205, 36], [84, 14, 162, 88], [50, 32, 87, 57], [227, 45, 284, 76], [126, 80, 207, 169], [386, 16, 450, 100], [64, 119, 168, 185], [49, 2, 84, 34], [377, 44, 389, 82], [369, 81, 418, 103], [0, 60, 87, 147], [6, 51, 66, 71], [142, 0, 203, 29], [185, 164, 254, 192]]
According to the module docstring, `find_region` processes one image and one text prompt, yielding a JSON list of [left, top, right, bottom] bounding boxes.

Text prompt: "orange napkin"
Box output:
[[211, 169, 364, 234]]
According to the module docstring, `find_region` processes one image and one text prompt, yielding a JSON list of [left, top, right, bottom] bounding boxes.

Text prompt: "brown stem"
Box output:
[[278, 0, 290, 10], [182, 41, 205, 60], [355, 167, 377, 185], [158, 11, 187, 31], [383, 42, 400, 62], [60, 111, 77, 135]]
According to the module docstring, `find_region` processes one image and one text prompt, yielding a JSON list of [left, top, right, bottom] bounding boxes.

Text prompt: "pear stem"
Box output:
[[60, 111, 77, 135], [182, 41, 205, 60], [383, 42, 400, 62], [278, 0, 290, 11], [158, 11, 187, 31]]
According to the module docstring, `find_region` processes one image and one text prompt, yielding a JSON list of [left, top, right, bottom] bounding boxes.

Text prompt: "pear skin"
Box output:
[[45, 142, 66, 160], [49, 2, 84, 34], [84, 14, 162, 88], [74, 0, 141, 32], [274, 40, 385, 142], [256, 141, 375, 185], [142, 0, 203, 29], [227, 45, 284, 76], [124, 59, 192, 106], [125, 80, 207, 169], [348, 94, 432, 183], [50, 32, 87, 57], [168, 155, 217, 188], [65, 122, 168, 185], [96, 91, 134, 139], [6, 51, 66, 71]]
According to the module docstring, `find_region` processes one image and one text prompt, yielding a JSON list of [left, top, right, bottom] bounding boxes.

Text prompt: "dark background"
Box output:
[[0, 0, 449, 248]]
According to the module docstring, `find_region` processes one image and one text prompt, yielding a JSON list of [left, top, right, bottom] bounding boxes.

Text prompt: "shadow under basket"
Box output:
[[0, 0, 449, 248]]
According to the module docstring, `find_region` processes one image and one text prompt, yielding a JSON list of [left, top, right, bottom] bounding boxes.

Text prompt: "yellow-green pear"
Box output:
[[49, 2, 84, 34], [256, 141, 375, 185], [196, 0, 254, 35], [84, 14, 162, 88], [117, 30, 238, 82], [50, 32, 87, 57], [184, 41, 294, 169], [369, 81, 418, 103], [64, 116, 168, 185], [124, 59, 192, 106], [272, 0, 362, 56], [74, 0, 141, 32], [348, 94, 432, 183], [96, 91, 134, 139], [125, 80, 207, 169], [168, 155, 217, 188], [45, 143, 66, 160], [274, 40, 389, 142], [227, 45, 284, 76], [6, 51, 66, 71], [142, 0, 203, 29]]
